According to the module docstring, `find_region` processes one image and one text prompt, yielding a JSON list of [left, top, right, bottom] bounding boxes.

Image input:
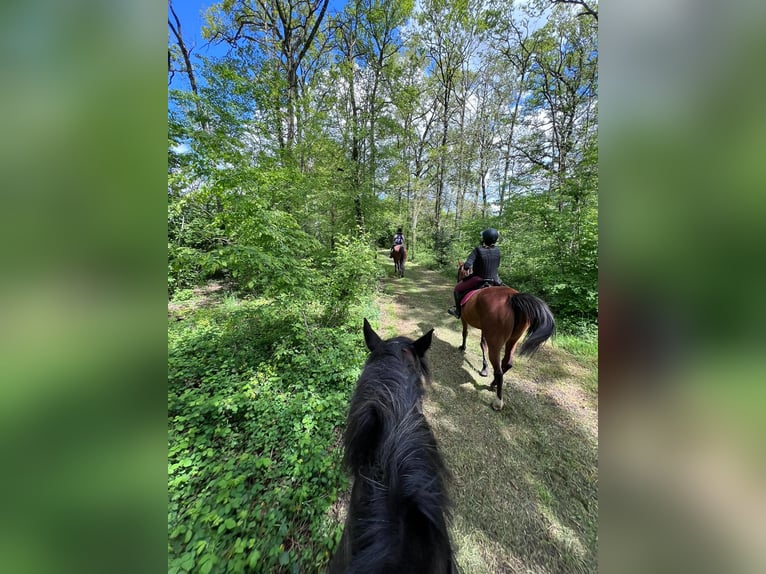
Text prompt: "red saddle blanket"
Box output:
[[460, 289, 480, 306]]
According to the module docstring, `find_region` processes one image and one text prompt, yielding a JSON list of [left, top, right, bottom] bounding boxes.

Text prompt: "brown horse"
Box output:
[[392, 244, 407, 277], [455, 261, 555, 410]]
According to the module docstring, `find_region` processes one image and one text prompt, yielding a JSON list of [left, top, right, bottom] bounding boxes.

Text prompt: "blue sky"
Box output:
[[168, 1, 225, 91]]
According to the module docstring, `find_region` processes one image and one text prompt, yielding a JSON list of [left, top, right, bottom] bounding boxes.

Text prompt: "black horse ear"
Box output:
[[413, 328, 434, 357], [363, 318, 382, 352]]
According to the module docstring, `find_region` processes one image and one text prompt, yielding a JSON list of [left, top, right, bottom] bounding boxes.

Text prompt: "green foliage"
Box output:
[[320, 234, 382, 325], [168, 279, 374, 573], [169, 243, 206, 295], [555, 328, 598, 359], [168, 209, 381, 572], [431, 227, 457, 267]]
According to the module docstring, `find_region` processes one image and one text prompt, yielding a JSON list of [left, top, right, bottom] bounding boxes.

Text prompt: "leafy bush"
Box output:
[[169, 244, 206, 296], [320, 234, 381, 326], [169, 239, 378, 573]]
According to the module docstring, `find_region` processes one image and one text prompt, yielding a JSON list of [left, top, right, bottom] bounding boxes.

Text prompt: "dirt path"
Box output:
[[376, 252, 598, 574]]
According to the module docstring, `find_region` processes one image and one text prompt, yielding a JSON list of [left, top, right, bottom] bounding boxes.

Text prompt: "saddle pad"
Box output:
[[460, 289, 480, 306]]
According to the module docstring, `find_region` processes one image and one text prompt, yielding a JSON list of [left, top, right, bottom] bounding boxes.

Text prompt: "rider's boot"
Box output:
[[448, 292, 461, 318]]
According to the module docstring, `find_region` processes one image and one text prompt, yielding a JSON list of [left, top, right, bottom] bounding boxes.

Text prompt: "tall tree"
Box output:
[[358, 0, 413, 194], [417, 0, 481, 231], [205, 0, 330, 152], [488, 12, 538, 216]]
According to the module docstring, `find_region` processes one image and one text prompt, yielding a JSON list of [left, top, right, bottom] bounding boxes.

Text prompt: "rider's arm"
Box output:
[[463, 247, 478, 271]]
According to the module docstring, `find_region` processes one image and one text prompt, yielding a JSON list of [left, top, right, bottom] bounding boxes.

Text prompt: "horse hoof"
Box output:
[[479, 369, 488, 377], [458, 346, 466, 352], [492, 398, 504, 411]]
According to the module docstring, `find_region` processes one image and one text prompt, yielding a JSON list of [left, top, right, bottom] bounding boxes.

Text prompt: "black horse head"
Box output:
[[329, 320, 456, 574]]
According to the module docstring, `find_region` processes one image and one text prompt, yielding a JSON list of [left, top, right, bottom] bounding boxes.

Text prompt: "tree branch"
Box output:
[[553, 0, 598, 22], [168, 0, 199, 96], [297, 0, 329, 65]]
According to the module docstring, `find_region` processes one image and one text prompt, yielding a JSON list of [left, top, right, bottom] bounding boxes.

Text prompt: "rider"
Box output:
[[390, 226, 405, 258], [448, 228, 502, 319]]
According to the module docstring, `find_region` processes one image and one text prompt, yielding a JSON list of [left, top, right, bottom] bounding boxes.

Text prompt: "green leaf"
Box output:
[[255, 456, 272, 468], [248, 549, 261, 568], [179, 553, 195, 571], [194, 540, 208, 556], [279, 551, 290, 566]]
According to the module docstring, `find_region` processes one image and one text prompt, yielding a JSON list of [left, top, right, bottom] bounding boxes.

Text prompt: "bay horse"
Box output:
[[392, 244, 406, 277], [455, 262, 555, 411], [329, 319, 456, 574]]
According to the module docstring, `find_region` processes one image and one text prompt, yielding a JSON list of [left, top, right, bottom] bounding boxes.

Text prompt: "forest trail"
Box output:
[[375, 251, 598, 574]]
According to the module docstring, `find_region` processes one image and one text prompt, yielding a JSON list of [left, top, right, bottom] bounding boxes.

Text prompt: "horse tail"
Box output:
[[510, 293, 556, 356]]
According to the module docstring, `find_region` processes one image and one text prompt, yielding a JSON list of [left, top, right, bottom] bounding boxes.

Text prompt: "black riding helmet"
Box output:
[[481, 227, 499, 245]]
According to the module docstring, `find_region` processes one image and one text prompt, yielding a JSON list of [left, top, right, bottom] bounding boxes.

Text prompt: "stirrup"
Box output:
[[448, 307, 460, 318]]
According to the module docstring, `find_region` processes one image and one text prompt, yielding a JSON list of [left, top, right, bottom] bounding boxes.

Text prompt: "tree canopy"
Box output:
[[168, 0, 598, 327]]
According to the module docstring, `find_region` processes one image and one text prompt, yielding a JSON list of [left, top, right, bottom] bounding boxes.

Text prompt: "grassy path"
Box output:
[[375, 252, 598, 574]]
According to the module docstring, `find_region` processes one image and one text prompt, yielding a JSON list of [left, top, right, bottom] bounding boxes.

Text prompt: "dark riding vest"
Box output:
[[464, 246, 501, 284]]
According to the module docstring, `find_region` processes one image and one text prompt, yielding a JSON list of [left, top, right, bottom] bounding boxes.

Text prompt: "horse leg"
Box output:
[[501, 339, 517, 373], [501, 322, 527, 372], [479, 334, 489, 377], [485, 338, 504, 410], [459, 320, 468, 351], [492, 373, 504, 411]]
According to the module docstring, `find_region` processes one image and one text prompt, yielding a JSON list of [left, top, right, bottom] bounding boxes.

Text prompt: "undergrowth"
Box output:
[[168, 237, 380, 574]]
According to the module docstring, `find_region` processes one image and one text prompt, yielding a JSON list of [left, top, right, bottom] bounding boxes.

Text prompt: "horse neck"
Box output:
[[339, 349, 452, 573], [343, 418, 453, 574]]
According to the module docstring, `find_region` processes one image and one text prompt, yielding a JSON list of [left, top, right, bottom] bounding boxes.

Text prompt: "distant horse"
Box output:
[[328, 319, 456, 574], [392, 244, 407, 277], [455, 262, 555, 411]]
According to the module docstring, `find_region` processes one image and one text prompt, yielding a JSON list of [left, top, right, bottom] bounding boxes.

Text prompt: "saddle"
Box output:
[[460, 280, 502, 306]]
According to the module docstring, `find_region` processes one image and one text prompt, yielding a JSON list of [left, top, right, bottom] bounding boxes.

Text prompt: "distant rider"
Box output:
[[390, 227, 405, 258]]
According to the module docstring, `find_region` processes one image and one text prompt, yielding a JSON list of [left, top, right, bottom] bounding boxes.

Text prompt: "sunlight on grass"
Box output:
[[221, 291, 240, 310], [451, 523, 495, 574], [538, 502, 588, 561], [553, 332, 597, 360], [451, 512, 529, 574], [526, 472, 588, 562]]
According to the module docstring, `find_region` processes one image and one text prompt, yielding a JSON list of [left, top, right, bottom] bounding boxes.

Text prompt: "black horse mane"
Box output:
[[329, 321, 456, 574]]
